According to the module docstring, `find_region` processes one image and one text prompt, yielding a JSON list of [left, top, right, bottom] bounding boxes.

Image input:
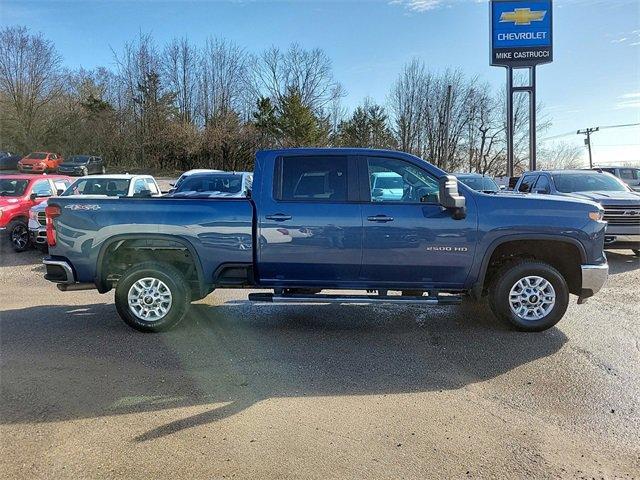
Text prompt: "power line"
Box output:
[[577, 127, 599, 169], [540, 122, 640, 142]]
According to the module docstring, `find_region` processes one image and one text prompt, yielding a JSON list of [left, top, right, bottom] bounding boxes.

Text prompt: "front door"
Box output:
[[257, 154, 362, 286], [360, 156, 476, 289]]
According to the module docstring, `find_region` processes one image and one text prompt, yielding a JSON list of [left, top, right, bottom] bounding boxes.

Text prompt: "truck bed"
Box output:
[[48, 196, 254, 285]]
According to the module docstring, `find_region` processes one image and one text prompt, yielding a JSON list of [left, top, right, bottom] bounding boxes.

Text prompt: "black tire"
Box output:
[[8, 219, 30, 252], [488, 260, 569, 332], [115, 262, 191, 332]]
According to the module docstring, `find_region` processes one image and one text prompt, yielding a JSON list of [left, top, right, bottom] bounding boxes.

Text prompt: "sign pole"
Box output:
[[529, 65, 536, 171], [506, 67, 514, 178]]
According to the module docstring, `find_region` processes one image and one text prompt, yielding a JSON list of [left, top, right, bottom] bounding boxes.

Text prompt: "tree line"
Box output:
[[0, 26, 581, 175]]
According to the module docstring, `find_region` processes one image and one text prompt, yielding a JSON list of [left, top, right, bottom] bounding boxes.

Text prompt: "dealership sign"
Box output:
[[491, 0, 553, 67]]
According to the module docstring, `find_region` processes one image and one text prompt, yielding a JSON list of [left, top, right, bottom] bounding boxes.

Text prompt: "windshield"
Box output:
[[69, 156, 90, 164], [63, 178, 130, 196], [0, 179, 29, 196], [458, 176, 499, 192], [552, 173, 628, 193], [176, 174, 243, 194], [26, 153, 47, 160]]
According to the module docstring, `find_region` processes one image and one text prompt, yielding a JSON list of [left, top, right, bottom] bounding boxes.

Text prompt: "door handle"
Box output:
[[367, 215, 394, 222], [265, 213, 292, 221]]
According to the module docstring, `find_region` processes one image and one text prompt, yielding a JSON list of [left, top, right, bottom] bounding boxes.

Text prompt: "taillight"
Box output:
[[45, 204, 61, 246]]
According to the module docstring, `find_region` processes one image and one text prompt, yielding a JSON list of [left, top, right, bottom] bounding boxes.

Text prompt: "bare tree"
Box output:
[[0, 26, 63, 151], [162, 37, 198, 123], [538, 141, 584, 170], [249, 43, 341, 113], [198, 37, 248, 124], [388, 58, 428, 155]]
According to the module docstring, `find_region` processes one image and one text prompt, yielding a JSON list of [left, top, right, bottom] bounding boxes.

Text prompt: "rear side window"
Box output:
[[518, 175, 537, 193], [277, 156, 348, 202]]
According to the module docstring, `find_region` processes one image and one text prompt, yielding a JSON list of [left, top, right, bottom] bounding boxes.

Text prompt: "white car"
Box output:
[[371, 171, 404, 201], [28, 174, 161, 248]]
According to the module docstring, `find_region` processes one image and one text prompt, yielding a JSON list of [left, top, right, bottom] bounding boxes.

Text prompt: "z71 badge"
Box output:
[[426, 246, 469, 252], [64, 204, 101, 211]]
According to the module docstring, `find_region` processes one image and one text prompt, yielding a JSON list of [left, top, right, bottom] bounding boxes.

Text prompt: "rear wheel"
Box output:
[[8, 220, 30, 252], [115, 262, 191, 332], [489, 260, 569, 332]]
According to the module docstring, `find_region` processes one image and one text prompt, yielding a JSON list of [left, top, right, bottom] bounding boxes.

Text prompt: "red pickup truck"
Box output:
[[0, 174, 71, 251], [18, 152, 64, 173]]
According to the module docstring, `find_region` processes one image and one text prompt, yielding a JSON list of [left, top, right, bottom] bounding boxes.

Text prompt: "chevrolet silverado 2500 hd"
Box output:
[[42, 149, 609, 332]]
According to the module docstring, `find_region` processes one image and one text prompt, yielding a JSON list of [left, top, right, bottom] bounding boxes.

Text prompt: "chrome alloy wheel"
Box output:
[[11, 224, 29, 249], [509, 275, 556, 321], [127, 277, 173, 321]]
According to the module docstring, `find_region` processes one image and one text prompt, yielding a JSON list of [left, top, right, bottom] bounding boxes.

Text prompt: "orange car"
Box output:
[[18, 152, 64, 173]]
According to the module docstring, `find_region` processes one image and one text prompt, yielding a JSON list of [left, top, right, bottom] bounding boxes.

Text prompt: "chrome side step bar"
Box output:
[[248, 293, 462, 305]]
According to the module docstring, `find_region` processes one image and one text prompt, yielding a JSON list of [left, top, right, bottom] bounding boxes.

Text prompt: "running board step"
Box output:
[[248, 293, 461, 305]]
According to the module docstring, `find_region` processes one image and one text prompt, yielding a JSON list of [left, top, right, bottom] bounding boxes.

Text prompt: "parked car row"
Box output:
[[0, 151, 107, 175], [1, 169, 252, 252], [451, 169, 639, 255]]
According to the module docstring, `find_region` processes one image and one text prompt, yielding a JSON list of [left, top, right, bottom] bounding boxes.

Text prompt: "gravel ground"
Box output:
[[1, 241, 639, 479]]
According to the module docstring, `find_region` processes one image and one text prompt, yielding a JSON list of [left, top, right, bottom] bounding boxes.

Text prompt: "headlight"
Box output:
[[589, 210, 604, 221]]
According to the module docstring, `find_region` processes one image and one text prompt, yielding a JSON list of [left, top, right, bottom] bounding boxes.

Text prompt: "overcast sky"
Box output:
[[1, 0, 639, 165]]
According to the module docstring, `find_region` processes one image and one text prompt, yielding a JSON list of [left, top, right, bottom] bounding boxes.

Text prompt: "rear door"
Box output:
[[257, 154, 362, 285], [359, 155, 477, 289]]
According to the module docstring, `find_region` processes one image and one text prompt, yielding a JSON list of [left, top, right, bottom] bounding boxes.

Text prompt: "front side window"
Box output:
[[32, 180, 53, 197], [277, 156, 348, 202], [518, 175, 537, 193], [0, 179, 29, 197], [533, 175, 551, 193], [619, 168, 639, 180], [367, 157, 439, 203]]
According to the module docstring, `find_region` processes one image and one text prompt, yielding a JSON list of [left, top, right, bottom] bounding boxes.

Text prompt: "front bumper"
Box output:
[[604, 233, 640, 250], [578, 262, 609, 303], [29, 226, 47, 244]]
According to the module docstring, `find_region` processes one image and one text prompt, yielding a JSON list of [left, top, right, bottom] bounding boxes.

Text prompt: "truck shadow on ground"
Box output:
[[605, 250, 640, 274], [1, 299, 567, 443]]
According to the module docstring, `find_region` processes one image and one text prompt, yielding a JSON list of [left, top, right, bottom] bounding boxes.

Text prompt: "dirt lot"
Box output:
[[1, 241, 639, 479]]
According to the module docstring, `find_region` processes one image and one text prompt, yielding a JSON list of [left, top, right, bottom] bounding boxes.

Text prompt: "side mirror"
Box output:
[[499, 185, 506, 191], [439, 175, 466, 220], [30, 193, 37, 201]]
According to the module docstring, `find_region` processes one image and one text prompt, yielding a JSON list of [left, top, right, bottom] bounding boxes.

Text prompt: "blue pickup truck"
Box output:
[[42, 149, 609, 333]]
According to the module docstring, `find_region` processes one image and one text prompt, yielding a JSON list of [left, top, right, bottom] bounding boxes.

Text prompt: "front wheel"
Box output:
[[489, 260, 569, 332], [115, 262, 191, 332], [8, 220, 30, 252]]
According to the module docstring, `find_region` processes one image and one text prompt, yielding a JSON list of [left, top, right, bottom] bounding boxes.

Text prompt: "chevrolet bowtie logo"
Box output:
[[500, 8, 547, 26]]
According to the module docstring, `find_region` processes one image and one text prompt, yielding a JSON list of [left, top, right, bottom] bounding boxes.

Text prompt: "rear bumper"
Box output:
[[578, 262, 609, 303], [43, 257, 75, 283]]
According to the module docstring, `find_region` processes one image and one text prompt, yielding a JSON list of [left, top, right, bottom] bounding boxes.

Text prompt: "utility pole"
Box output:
[[577, 127, 599, 168]]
